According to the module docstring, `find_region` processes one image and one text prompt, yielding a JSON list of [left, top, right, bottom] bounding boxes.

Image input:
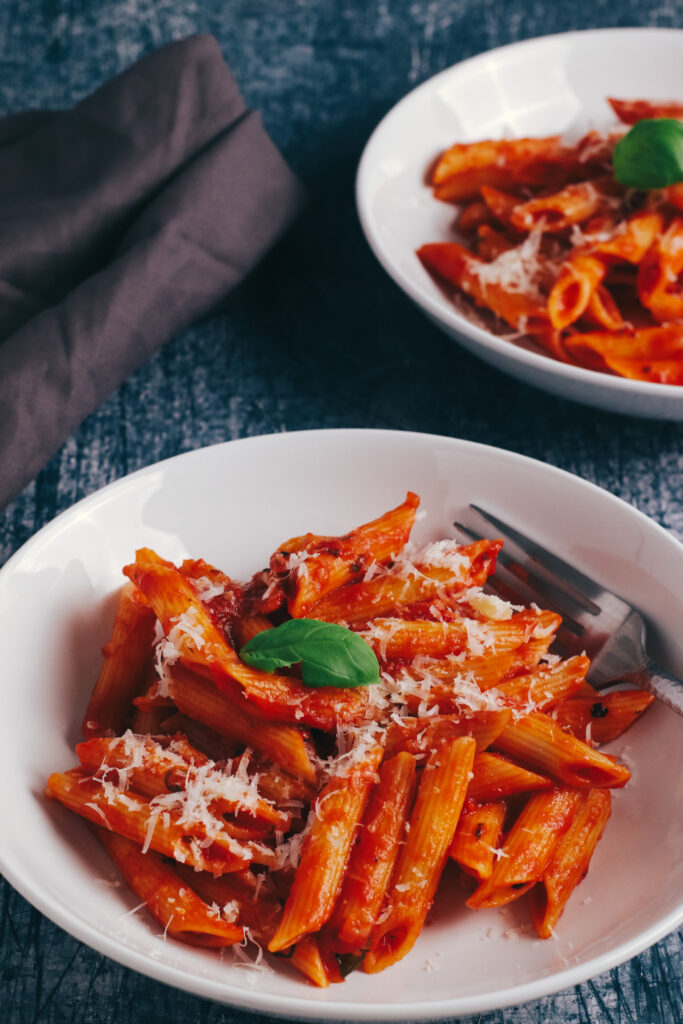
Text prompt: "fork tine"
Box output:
[[467, 505, 610, 613]]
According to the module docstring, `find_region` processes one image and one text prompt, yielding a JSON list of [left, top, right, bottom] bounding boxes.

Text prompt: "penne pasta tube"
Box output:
[[310, 539, 501, 625], [268, 743, 384, 953], [82, 582, 157, 739], [495, 655, 590, 708], [361, 617, 467, 661], [330, 752, 417, 952], [510, 181, 608, 234], [431, 136, 568, 202], [479, 186, 521, 227], [270, 492, 420, 618], [449, 800, 507, 882], [466, 752, 553, 802], [563, 325, 683, 385], [364, 608, 550, 665], [590, 209, 664, 264], [286, 934, 332, 988], [530, 788, 612, 938], [492, 711, 631, 788], [550, 689, 655, 745], [466, 787, 583, 909], [399, 651, 519, 713], [583, 284, 625, 331], [97, 829, 244, 947], [166, 665, 317, 784], [637, 218, 683, 323], [175, 864, 281, 944], [363, 736, 476, 973], [607, 97, 683, 123], [384, 711, 511, 760], [417, 242, 551, 333], [548, 253, 607, 330], [75, 733, 290, 830], [46, 769, 250, 874]]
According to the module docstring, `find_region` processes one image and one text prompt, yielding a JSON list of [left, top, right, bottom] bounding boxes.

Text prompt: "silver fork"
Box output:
[[454, 504, 683, 717]]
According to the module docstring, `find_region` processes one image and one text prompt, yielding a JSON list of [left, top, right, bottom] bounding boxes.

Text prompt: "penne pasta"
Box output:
[[165, 665, 317, 784], [384, 711, 512, 760], [75, 732, 291, 830], [82, 582, 157, 739], [48, 493, 645, 983], [97, 829, 244, 946], [467, 752, 553, 802], [310, 538, 502, 625], [418, 242, 551, 333], [608, 97, 683, 123], [492, 711, 631, 788], [495, 655, 590, 708], [510, 181, 609, 234], [466, 787, 583, 909], [550, 689, 655, 744], [363, 736, 476, 972], [268, 493, 420, 618], [431, 136, 570, 202], [125, 548, 368, 731], [418, 97, 683, 385], [330, 751, 417, 952], [529, 788, 611, 937], [268, 742, 384, 952], [47, 769, 251, 874], [449, 800, 507, 882]]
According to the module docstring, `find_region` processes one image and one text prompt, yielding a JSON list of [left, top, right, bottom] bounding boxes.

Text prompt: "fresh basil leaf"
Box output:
[[613, 118, 683, 188], [239, 619, 381, 689]]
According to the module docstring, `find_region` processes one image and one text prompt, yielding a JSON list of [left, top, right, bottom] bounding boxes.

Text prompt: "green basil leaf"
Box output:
[[613, 118, 683, 188], [239, 619, 381, 689]]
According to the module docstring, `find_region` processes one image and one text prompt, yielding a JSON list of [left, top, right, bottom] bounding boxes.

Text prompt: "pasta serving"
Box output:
[[47, 494, 653, 986], [418, 97, 683, 385]]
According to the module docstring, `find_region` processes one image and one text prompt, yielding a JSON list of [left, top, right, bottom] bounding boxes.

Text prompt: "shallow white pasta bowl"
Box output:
[[356, 27, 683, 419], [0, 429, 682, 1020]]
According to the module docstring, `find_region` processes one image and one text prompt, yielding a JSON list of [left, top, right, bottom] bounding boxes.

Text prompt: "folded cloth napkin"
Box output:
[[0, 34, 306, 510]]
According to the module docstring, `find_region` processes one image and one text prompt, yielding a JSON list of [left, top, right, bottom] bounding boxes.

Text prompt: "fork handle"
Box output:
[[642, 655, 683, 717]]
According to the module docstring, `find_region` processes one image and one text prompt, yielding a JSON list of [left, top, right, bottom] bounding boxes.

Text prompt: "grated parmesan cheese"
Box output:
[[191, 576, 226, 602], [414, 539, 471, 574], [463, 588, 516, 621], [470, 229, 553, 302]]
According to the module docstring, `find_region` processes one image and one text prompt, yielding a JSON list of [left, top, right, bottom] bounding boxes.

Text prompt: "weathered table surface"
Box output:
[[1, 1, 682, 1022]]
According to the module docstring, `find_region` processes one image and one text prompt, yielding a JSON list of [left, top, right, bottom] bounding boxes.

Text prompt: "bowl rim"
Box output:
[[2, 427, 683, 1020], [355, 25, 683, 402]]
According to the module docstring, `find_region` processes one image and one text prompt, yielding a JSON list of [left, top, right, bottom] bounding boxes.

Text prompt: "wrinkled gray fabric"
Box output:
[[0, 34, 305, 508]]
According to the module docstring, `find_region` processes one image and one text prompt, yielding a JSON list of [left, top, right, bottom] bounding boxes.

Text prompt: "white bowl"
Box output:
[[356, 28, 683, 420], [1, 429, 682, 1020]]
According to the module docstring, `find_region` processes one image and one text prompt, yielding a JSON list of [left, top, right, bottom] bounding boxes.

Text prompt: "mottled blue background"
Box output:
[[1, 1, 682, 1022]]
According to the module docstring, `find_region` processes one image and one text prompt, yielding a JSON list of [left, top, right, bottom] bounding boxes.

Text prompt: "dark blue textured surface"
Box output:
[[1, 2, 682, 1022]]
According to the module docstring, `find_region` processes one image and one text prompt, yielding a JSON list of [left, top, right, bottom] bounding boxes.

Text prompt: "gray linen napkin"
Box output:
[[0, 34, 306, 509]]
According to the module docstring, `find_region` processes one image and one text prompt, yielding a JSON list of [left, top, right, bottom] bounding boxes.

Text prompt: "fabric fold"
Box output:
[[0, 35, 306, 510]]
